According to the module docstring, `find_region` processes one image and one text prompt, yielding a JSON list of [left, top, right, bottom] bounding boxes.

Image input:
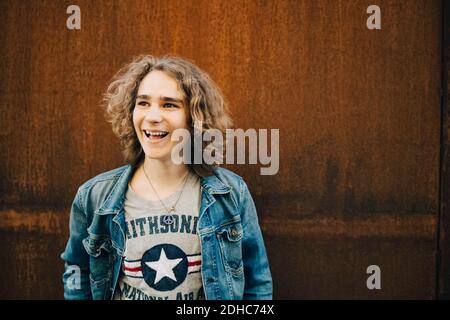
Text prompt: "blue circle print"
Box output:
[[141, 244, 188, 291]]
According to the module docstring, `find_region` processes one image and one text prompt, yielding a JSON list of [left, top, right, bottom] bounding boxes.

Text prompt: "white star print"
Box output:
[[145, 248, 183, 285]]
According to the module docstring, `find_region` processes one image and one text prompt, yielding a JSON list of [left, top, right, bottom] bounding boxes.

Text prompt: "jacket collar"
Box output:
[[97, 164, 231, 215]]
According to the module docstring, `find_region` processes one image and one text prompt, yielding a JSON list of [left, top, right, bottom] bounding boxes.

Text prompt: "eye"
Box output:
[[163, 103, 177, 108], [137, 101, 149, 107]]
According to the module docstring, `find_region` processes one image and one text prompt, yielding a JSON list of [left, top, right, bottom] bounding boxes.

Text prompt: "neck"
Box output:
[[140, 157, 189, 186]]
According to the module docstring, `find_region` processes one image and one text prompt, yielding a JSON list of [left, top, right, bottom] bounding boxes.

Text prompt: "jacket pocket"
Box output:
[[216, 222, 244, 276], [82, 235, 114, 299]]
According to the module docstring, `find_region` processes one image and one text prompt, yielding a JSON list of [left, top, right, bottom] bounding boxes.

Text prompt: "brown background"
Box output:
[[0, 0, 445, 299]]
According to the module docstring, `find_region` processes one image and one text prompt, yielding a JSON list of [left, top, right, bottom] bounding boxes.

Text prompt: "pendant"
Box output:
[[162, 214, 175, 225], [162, 207, 176, 225]]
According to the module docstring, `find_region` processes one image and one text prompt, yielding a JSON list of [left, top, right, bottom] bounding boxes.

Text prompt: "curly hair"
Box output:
[[103, 54, 233, 173]]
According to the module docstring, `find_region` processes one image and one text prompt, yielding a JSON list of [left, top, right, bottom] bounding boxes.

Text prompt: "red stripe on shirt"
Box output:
[[124, 266, 142, 272]]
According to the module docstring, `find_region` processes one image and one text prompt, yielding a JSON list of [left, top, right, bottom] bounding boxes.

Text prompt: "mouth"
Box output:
[[143, 130, 169, 140]]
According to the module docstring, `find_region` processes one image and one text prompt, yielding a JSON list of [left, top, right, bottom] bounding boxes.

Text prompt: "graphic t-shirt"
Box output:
[[114, 171, 204, 300]]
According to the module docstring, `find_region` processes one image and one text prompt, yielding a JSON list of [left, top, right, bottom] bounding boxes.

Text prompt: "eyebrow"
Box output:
[[135, 94, 183, 104]]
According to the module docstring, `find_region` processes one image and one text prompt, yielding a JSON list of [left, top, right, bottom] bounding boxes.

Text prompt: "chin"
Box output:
[[142, 150, 171, 161]]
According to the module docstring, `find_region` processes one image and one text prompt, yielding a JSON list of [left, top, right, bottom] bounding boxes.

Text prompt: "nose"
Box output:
[[144, 103, 163, 123]]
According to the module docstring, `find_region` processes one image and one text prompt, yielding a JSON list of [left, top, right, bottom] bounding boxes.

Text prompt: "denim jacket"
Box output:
[[61, 165, 272, 300]]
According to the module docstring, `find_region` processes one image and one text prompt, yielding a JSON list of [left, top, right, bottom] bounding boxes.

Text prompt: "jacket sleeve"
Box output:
[[60, 187, 92, 299], [239, 179, 273, 299]]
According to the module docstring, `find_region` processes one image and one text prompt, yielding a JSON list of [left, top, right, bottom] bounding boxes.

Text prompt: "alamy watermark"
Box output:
[[366, 265, 381, 290], [66, 4, 381, 31], [170, 121, 279, 176], [66, 265, 81, 290], [366, 5, 381, 30], [66, 5, 81, 30]]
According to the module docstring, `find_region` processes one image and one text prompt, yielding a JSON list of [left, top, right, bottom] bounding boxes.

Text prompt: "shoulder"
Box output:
[[211, 167, 257, 218], [73, 164, 134, 216], [212, 166, 244, 186], [211, 166, 253, 200]]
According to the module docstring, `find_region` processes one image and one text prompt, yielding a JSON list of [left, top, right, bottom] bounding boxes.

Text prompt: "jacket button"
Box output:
[[231, 229, 238, 238]]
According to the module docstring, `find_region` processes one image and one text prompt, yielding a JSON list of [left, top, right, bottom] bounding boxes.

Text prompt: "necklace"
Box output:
[[142, 165, 190, 226]]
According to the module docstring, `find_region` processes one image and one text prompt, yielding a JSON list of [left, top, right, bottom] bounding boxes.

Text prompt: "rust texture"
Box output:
[[0, 0, 443, 299]]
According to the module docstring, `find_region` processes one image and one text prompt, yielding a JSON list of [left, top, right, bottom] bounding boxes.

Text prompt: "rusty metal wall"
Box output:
[[0, 0, 442, 299]]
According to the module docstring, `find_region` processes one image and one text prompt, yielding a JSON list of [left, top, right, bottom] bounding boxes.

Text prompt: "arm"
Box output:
[[60, 187, 92, 299], [239, 179, 273, 300]]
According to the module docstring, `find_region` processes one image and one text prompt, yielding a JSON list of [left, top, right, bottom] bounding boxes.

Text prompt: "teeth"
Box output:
[[144, 130, 168, 137]]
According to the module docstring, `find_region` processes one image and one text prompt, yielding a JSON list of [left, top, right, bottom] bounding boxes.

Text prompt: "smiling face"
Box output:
[[133, 70, 189, 162]]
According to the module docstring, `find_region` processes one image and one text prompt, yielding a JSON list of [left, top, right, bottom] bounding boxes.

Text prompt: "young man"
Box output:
[[61, 55, 272, 300]]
